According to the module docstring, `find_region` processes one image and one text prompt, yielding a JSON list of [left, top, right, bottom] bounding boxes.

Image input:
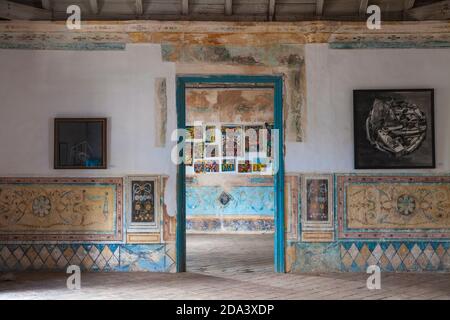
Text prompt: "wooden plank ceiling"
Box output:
[[0, 0, 449, 21]]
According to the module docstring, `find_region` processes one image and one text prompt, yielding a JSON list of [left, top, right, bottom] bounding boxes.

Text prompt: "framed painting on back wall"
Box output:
[[353, 89, 435, 169]]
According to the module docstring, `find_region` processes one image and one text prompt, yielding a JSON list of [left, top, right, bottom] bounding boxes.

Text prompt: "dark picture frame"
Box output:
[[54, 118, 107, 169], [353, 89, 435, 169]]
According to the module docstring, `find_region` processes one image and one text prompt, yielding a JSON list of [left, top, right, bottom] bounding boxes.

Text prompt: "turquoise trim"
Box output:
[[176, 75, 285, 273], [176, 77, 187, 272]]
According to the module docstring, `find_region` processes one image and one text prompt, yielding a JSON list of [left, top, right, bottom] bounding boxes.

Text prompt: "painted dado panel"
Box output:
[[286, 174, 450, 273], [0, 243, 176, 272], [0, 178, 123, 242], [337, 175, 450, 239], [187, 186, 274, 216], [186, 175, 274, 232]]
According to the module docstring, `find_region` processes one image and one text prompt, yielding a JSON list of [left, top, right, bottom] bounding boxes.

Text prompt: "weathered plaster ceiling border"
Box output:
[[0, 21, 449, 48]]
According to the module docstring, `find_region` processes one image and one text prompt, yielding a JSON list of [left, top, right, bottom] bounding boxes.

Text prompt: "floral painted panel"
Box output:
[[337, 175, 450, 239], [0, 178, 122, 241], [131, 181, 155, 223], [306, 179, 329, 222], [186, 186, 274, 216]]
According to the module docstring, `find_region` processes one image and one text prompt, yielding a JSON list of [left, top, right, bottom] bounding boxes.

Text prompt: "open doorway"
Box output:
[[176, 75, 284, 273]]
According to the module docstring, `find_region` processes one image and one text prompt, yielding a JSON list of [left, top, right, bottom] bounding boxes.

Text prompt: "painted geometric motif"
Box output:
[[0, 243, 175, 272], [337, 175, 450, 239], [340, 242, 450, 272], [0, 178, 122, 241]]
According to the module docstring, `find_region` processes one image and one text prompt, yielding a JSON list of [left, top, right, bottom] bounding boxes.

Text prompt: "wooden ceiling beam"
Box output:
[[225, 0, 232, 16], [89, 0, 99, 15], [404, 0, 416, 10], [407, 0, 450, 20], [0, 0, 52, 20], [359, 0, 369, 17], [182, 0, 189, 15], [41, 0, 52, 10], [316, 0, 324, 16], [268, 0, 276, 21], [135, 0, 143, 15]]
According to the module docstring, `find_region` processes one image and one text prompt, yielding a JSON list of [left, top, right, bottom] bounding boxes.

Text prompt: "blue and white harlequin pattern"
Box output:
[[0, 244, 175, 272], [340, 242, 450, 272]]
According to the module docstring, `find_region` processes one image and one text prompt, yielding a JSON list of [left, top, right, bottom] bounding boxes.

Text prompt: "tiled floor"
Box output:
[[0, 234, 449, 300]]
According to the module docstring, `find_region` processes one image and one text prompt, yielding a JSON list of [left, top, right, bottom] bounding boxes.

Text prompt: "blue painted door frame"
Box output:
[[176, 75, 285, 273]]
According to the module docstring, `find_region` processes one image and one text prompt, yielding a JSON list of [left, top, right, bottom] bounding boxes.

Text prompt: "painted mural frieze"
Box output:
[[347, 184, 450, 228], [337, 175, 450, 239], [0, 178, 123, 242]]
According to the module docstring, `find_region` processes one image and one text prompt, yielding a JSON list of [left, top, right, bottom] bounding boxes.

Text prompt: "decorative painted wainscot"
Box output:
[[187, 175, 274, 233], [285, 174, 450, 273], [0, 177, 176, 272]]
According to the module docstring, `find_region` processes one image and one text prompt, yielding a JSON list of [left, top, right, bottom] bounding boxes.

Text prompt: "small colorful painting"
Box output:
[[205, 144, 218, 158], [221, 159, 236, 172], [245, 125, 263, 153], [222, 126, 243, 157], [185, 142, 193, 165], [301, 174, 333, 232], [194, 125, 203, 140], [194, 142, 204, 159], [186, 126, 194, 140], [205, 125, 216, 143], [252, 162, 267, 173], [238, 160, 252, 173], [194, 161, 205, 174], [204, 161, 219, 173], [264, 123, 273, 158]]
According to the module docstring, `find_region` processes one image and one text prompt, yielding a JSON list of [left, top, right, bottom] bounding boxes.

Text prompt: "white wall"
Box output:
[[0, 44, 178, 215], [2, 43, 450, 215], [286, 44, 450, 172]]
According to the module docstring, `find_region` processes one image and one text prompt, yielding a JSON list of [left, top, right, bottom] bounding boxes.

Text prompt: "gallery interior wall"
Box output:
[[0, 44, 177, 215], [1, 40, 450, 272], [286, 44, 450, 173], [3, 44, 450, 180]]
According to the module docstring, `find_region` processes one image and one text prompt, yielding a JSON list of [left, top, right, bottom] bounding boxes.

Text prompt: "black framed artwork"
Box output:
[[54, 118, 107, 169], [353, 89, 435, 169]]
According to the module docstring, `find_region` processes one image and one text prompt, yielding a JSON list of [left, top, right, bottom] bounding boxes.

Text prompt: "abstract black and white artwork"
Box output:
[[354, 89, 435, 169]]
